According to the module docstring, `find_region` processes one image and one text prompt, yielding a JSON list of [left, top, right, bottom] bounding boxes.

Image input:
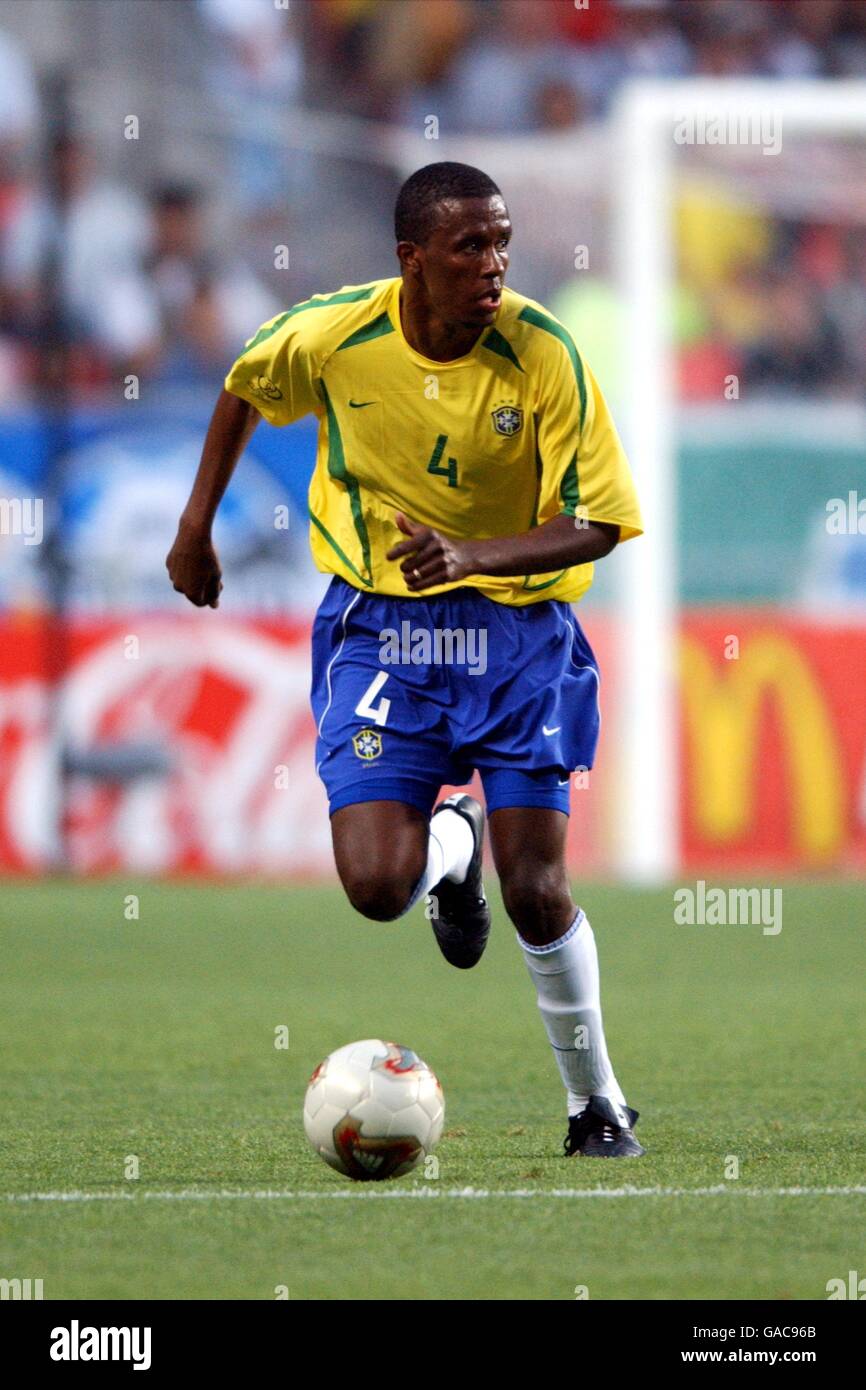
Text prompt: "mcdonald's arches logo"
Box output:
[[680, 631, 845, 863]]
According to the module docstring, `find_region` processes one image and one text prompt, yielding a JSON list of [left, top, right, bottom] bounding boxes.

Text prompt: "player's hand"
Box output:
[[387, 512, 477, 592], [166, 520, 223, 608]]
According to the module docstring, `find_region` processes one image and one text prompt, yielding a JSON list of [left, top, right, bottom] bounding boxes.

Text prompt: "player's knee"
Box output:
[[500, 863, 572, 938], [340, 857, 424, 923], [331, 805, 427, 922]]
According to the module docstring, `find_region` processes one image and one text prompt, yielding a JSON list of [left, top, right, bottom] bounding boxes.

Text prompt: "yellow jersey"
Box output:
[[224, 276, 642, 606]]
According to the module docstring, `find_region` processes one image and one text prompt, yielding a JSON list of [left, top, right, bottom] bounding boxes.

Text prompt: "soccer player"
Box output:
[[167, 163, 645, 1158]]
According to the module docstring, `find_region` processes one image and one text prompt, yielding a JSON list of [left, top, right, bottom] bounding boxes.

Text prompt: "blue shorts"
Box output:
[[310, 576, 601, 817]]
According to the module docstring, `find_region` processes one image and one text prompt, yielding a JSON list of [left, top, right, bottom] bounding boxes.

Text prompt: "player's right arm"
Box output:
[[167, 306, 320, 608], [166, 388, 261, 608]]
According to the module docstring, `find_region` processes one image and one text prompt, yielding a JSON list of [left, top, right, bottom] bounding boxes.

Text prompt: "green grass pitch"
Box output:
[[1, 879, 863, 1300]]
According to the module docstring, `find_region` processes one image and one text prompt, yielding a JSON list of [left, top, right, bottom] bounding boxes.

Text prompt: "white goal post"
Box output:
[[611, 79, 866, 884]]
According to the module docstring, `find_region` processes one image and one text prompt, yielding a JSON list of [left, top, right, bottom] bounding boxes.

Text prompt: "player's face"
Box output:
[[413, 196, 512, 327]]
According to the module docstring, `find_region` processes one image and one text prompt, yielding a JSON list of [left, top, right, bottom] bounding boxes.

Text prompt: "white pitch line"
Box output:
[[4, 1184, 866, 1205]]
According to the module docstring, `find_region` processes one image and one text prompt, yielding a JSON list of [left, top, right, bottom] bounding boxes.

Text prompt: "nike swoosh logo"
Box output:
[[348, 399, 376, 408], [543, 725, 561, 736]]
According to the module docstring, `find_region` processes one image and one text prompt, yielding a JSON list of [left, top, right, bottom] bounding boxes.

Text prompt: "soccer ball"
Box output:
[[303, 1039, 445, 1181]]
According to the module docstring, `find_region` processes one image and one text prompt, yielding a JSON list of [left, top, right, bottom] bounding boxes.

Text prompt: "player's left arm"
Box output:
[[388, 345, 642, 592], [388, 511, 618, 591]]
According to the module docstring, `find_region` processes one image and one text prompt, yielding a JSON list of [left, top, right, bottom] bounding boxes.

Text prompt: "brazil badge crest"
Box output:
[[491, 404, 523, 436], [353, 728, 383, 761]]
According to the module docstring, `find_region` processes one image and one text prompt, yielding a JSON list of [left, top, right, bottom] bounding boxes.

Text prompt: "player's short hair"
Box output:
[[394, 162, 502, 245]]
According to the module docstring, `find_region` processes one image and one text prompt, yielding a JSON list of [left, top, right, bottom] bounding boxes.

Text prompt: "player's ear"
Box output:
[[396, 240, 422, 276]]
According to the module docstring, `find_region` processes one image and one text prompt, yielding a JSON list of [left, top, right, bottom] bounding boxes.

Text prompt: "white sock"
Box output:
[[400, 808, 474, 916], [518, 910, 628, 1118], [429, 807, 474, 884]]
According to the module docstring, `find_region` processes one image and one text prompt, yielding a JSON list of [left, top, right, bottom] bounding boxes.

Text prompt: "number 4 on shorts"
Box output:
[[354, 671, 391, 726]]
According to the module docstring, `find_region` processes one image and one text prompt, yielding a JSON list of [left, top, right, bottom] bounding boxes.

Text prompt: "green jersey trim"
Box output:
[[335, 310, 395, 353], [309, 509, 374, 589], [516, 305, 587, 429], [481, 327, 524, 374], [319, 379, 374, 586], [522, 569, 568, 592], [529, 423, 542, 529], [236, 285, 379, 360], [559, 451, 580, 517]]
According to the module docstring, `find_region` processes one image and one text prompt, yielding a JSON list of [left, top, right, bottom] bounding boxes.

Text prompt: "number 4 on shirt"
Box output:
[[426, 434, 458, 488]]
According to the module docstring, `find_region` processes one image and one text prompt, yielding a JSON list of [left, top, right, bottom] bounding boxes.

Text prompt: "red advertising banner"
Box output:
[[0, 615, 332, 876], [0, 612, 863, 876]]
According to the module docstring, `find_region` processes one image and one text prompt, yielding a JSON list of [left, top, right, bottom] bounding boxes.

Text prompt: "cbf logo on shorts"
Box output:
[[353, 728, 383, 761], [491, 404, 523, 436]]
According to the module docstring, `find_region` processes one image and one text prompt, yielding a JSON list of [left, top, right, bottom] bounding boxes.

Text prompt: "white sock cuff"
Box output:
[[517, 908, 586, 956], [429, 806, 474, 885], [394, 835, 445, 919]]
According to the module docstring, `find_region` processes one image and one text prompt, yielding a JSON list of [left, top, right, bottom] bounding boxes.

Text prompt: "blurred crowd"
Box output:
[[312, 0, 866, 125], [0, 0, 866, 401]]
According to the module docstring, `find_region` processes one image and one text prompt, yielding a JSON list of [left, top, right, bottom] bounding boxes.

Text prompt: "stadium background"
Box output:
[[0, 0, 864, 880], [2, 0, 865, 881]]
